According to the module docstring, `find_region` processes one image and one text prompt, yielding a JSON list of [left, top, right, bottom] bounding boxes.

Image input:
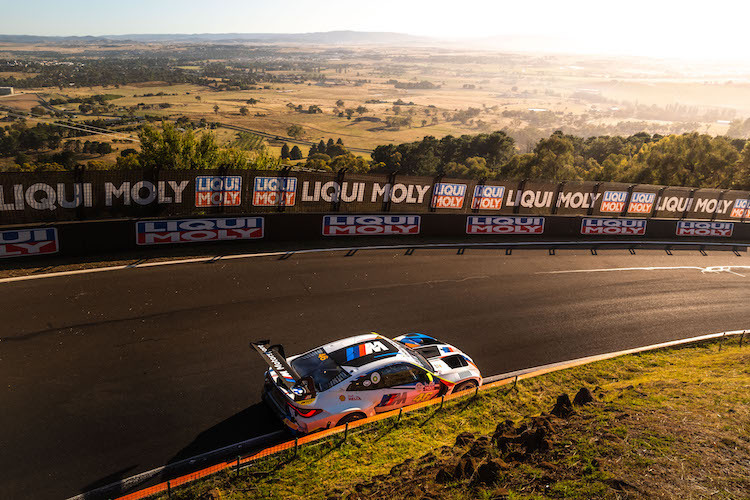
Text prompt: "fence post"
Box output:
[[344, 422, 349, 442], [711, 191, 727, 221], [429, 173, 445, 212], [167, 481, 171, 498], [740, 331, 745, 348], [681, 188, 695, 219], [236, 455, 240, 476], [719, 331, 726, 352], [382, 171, 398, 212], [397, 407, 403, 423], [587, 182, 601, 216], [550, 181, 566, 215], [294, 436, 299, 456], [439, 395, 444, 410], [513, 179, 527, 214], [332, 167, 347, 212]]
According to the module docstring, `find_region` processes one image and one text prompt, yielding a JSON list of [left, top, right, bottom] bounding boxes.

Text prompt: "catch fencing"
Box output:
[[2, 169, 750, 225]]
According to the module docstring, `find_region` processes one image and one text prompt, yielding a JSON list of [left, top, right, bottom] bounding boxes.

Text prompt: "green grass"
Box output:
[[139, 339, 750, 499]]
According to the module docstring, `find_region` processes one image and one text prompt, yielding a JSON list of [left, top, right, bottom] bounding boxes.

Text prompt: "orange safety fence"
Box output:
[[115, 329, 745, 500]]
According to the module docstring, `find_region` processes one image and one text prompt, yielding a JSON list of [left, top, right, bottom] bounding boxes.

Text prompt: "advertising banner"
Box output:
[[466, 216, 545, 234], [676, 221, 734, 237], [322, 215, 421, 236], [135, 217, 264, 245], [0, 227, 59, 258], [581, 218, 647, 235]]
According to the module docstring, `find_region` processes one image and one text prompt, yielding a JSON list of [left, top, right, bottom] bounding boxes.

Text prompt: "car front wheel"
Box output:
[[453, 380, 479, 393]]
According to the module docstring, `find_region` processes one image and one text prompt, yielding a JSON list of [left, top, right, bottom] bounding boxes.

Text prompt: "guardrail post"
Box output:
[[344, 422, 349, 442], [513, 179, 527, 214], [332, 167, 347, 212], [382, 171, 398, 212], [294, 436, 299, 456], [681, 189, 695, 219], [167, 481, 171, 498], [621, 184, 636, 218], [236, 455, 240, 476], [550, 181, 565, 215], [651, 187, 667, 218], [429, 173, 445, 212], [397, 407, 403, 423], [740, 331, 745, 348], [513, 375, 519, 390], [719, 331, 726, 352], [439, 395, 444, 410], [587, 183, 601, 216]]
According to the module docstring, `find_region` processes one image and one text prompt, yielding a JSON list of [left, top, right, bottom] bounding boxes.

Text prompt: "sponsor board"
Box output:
[[581, 218, 647, 235], [676, 221, 734, 237], [600, 190, 628, 213], [730, 199, 749, 218], [628, 192, 656, 214], [322, 215, 420, 236], [431, 183, 466, 209], [471, 185, 505, 210], [195, 176, 242, 207], [0, 227, 58, 258], [253, 177, 297, 206], [466, 216, 544, 234], [136, 217, 264, 245]]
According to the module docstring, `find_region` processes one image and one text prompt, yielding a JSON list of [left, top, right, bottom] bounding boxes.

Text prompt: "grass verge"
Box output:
[[154, 338, 749, 499]]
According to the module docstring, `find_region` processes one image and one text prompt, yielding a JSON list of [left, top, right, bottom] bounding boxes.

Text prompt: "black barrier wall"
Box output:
[[2, 170, 750, 225], [1, 214, 747, 260]]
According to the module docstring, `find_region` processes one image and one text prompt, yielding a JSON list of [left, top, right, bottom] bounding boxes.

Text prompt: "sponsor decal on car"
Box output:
[[322, 215, 420, 236], [581, 218, 647, 235], [195, 176, 242, 207], [376, 393, 407, 408], [136, 217, 264, 245], [431, 182, 467, 209], [471, 185, 505, 210], [676, 221, 734, 237], [600, 190, 628, 213], [730, 199, 749, 218], [346, 341, 390, 361], [253, 177, 297, 206], [466, 216, 545, 234], [627, 192, 656, 214], [0, 227, 58, 258]]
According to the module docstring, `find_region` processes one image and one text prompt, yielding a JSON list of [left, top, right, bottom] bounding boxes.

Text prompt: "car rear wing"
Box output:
[[251, 340, 316, 401]]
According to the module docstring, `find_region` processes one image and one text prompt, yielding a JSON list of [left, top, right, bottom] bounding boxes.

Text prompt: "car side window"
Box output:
[[382, 364, 419, 388], [346, 366, 390, 391]]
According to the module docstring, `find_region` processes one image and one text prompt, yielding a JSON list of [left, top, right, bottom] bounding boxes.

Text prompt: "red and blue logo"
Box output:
[[323, 215, 420, 236], [431, 183, 467, 209], [471, 185, 505, 210], [730, 199, 749, 218], [628, 192, 656, 214], [600, 191, 628, 213], [136, 217, 264, 245], [0, 227, 58, 258], [195, 176, 242, 207], [466, 216, 544, 234], [253, 177, 297, 207], [676, 221, 734, 237], [581, 218, 647, 235]]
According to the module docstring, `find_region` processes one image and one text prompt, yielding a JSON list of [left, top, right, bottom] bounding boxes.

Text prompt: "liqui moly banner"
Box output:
[[471, 185, 505, 210], [431, 183, 466, 209], [466, 216, 544, 234], [730, 199, 749, 218], [600, 191, 628, 213], [0, 227, 59, 258], [581, 218, 647, 235], [676, 221, 734, 237], [195, 176, 242, 207], [253, 177, 297, 206], [628, 192, 656, 214], [322, 215, 420, 236], [136, 217, 264, 245]]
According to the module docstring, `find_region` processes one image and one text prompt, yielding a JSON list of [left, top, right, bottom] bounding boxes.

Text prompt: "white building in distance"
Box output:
[[0, 87, 14, 96]]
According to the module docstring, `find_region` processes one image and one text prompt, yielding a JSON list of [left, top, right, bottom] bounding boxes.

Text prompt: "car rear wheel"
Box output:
[[453, 380, 479, 393], [336, 412, 367, 427]]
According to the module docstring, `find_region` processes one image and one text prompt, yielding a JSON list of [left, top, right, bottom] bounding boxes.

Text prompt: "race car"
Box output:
[[252, 332, 482, 434]]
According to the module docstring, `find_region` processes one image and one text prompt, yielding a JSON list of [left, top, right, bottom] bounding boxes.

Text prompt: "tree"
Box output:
[[289, 145, 303, 160], [336, 138, 344, 145], [96, 142, 113, 155], [246, 98, 258, 106], [336, 99, 345, 107], [213, 104, 220, 114], [356, 106, 368, 115], [195, 96, 201, 101], [345, 109, 354, 119], [239, 106, 249, 116], [308, 144, 318, 156], [280, 143, 290, 159], [318, 140, 326, 152], [287, 124, 304, 139]]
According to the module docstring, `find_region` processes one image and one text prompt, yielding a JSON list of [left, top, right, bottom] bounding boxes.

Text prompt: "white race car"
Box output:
[[253, 333, 482, 434]]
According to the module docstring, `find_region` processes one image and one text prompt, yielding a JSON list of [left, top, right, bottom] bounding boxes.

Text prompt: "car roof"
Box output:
[[292, 333, 418, 377]]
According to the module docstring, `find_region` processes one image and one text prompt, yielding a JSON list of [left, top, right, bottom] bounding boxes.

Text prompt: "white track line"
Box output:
[[540, 265, 750, 276], [1, 240, 746, 285]]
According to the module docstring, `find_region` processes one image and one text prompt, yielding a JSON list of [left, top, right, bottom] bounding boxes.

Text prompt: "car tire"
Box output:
[[336, 412, 367, 427], [453, 380, 479, 393]]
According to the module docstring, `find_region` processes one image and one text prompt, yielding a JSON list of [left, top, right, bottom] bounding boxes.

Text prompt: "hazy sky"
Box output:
[[1, 0, 748, 60]]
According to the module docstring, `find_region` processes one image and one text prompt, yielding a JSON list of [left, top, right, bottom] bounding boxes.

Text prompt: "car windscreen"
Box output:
[[290, 348, 350, 392], [402, 346, 434, 371]]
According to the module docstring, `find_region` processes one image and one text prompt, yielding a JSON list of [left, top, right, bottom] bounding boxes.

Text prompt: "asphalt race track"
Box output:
[[2, 247, 749, 499]]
